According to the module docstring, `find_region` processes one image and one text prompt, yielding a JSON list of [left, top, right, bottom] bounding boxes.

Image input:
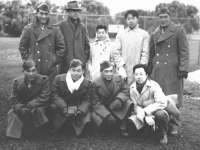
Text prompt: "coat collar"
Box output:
[[94, 74, 121, 98], [32, 16, 53, 41], [155, 22, 177, 43]]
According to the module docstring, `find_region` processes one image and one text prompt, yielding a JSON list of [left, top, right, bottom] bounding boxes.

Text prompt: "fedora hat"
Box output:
[[65, 1, 83, 10]]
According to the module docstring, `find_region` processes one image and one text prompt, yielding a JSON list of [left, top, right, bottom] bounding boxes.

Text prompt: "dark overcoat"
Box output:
[[91, 74, 133, 127], [6, 74, 51, 138], [148, 22, 189, 107], [51, 74, 91, 135], [57, 17, 90, 74], [19, 16, 66, 84]]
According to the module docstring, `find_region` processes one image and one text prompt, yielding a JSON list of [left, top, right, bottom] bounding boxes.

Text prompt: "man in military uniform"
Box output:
[[148, 7, 190, 136], [6, 59, 51, 138], [19, 3, 66, 84]]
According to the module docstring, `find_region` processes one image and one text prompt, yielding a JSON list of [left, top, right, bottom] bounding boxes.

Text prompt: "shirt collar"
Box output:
[[127, 24, 139, 31]]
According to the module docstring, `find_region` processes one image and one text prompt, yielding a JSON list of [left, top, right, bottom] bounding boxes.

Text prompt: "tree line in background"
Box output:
[[0, 0, 199, 37]]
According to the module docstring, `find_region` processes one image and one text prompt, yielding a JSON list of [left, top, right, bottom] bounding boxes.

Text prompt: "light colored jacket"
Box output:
[[129, 78, 167, 129], [112, 25, 150, 86]]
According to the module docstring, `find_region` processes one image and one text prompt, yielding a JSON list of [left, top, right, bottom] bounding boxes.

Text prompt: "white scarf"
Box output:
[[66, 71, 84, 93]]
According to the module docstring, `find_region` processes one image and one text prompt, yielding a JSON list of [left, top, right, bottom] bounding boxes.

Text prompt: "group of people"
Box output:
[[6, 0, 190, 145]]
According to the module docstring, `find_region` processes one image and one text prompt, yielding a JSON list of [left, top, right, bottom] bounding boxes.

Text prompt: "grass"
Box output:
[[0, 37, 200, 149]]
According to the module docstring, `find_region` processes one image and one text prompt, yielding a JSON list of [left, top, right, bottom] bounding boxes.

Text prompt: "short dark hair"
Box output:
[[96, 25, 107, 32], [124, 9, 139, 18], [69, 59, 84, 69], [133, 64, 149, 75]]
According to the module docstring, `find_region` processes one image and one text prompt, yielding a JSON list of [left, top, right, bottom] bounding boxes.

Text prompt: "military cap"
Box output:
[[64, 1, 83, 10], [23, 59, 36, 71], [37, 3, 50, 12], [100, 61, 113, 71], [157, 7, 171, 16]]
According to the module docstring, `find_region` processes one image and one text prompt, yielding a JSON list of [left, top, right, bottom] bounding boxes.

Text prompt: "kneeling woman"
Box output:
[[128, 64, 169, 145]]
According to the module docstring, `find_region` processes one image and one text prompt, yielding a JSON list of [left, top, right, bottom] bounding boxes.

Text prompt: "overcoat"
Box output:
[[6, 74, 51, 138], [19, 16, 66, 84], [91, 74, 133, 127], [148, 22, 189, 107], [57, 17, 90, 74], [51, 74, 91, 135]]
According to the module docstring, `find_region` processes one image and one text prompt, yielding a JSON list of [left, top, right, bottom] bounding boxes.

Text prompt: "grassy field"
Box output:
[[0, 38, 200, 149]]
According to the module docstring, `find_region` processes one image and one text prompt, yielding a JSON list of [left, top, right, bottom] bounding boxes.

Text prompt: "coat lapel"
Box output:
[[37, 27, 52, 41], [79, 79, 89, 95], [95, 77, 112, 98], [130, 82, 140, 98], [75, 23, 81, 38], [17, 76, 29, 94], [157, 22, 177, 43]]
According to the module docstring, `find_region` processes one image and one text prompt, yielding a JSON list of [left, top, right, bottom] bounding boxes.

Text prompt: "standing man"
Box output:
[[57, 1, 90, 74], [19, 3, 66, 84], [113, 9, 150, 86], [148, 7, 190, 135], [6, 59, 51, 139]]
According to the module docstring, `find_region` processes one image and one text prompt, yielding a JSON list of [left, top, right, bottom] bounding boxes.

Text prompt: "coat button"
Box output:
[[166, 54, 168, 56], [47, 52, 49, 54], [38, 59, 40, 62], [157, 62, 159, 64], [37, 51, 39, 53], [168, 45, 170, 48], [36, 43, 38, 45], [165, 62, 167, 64], [157, 53, 159, 56], [49, 44, 51, 46], [46, 60, 48, 62]]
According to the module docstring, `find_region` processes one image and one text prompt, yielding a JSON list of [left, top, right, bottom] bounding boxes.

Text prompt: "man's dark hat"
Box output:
[[100, 61, 113, 71], [23, 59, 36, 70], [37, 3, 50, 12], [157, 7, 171, 16], [64, 1, 83, 10]]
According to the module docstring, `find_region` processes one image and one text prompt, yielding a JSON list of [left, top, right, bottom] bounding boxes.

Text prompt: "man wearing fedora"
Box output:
[[148, 7, 189, 136], [57, 1, 90, 74], [6, 59, 51, 139], [19, 3, 66, 85]]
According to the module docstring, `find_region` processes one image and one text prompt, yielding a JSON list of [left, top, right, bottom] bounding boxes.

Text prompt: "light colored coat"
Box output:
[[6, 74, 51, 138], [88, 41, 113, 81], [148, 22, 190, 107], [57, 17, 90, 74], [129, 79, 167, 129], [113, 25, 150, 86], [19, 16, 66, 84]]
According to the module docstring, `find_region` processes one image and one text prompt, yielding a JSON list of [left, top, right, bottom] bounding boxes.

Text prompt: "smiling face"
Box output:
[[96, 28, 106, 41], [69, 65, 84, 82], [36, 9, 49, 25], [134, 67, 148, 84], [24, 66, 37, 82], [101, 66, 114, 81], [126, 14, 138, 29], [158, 13, 171, 28]]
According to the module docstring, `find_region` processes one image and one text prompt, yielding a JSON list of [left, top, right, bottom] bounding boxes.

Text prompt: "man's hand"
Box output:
[[110, 99, 122, 111], [145, 116, 155, 126], [178, 71, 188, 79], [118, 66, 127, 79], [18, 105, 31, 120], [106, 114, 117, 126], [136, 109, 145, 123], [62, 107, 70, 117], [75, 110, 84, 117]]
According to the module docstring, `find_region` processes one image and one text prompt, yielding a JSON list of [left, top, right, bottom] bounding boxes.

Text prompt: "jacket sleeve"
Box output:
[[28, 77, 51, 108], [140, 32, 150, 64], [11, 79, 24, 113], [143, 82, 167, 115], [148, 33, 156, 74], [115, 77, 130, 104], [91, 83, 111, 119], [84, 26, 90, 60], [55, 27, 66, 64], [177, 27, 190, 72], [112, 32, 125, 68], [19, 26, 30, 61], [78, 82, 91, 115], [51, 76, 67, 111]]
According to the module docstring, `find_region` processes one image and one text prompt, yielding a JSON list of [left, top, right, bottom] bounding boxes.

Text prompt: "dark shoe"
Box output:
[[159, 134, 168, 145]]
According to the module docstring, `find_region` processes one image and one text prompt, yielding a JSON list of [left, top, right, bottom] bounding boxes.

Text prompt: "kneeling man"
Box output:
[[91, 61, 133, 136], [49, 59, 91, 135], [6, 59, 51, 138]]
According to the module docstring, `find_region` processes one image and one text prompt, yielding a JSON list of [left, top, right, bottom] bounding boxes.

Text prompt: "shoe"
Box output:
[[159, 134, 168, 145], [169, 126, 178, 136], [120, 130, 129, 137]]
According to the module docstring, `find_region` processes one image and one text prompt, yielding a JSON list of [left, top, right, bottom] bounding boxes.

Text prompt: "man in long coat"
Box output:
[[57, 1, 90, 74], [47, 59, 91, 136], [19, 4, 66, 84], [148, 7, 189, 135], [112, 9, 149, 86], [6, 60, 51, 138], [91, 61, 133, 137]]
